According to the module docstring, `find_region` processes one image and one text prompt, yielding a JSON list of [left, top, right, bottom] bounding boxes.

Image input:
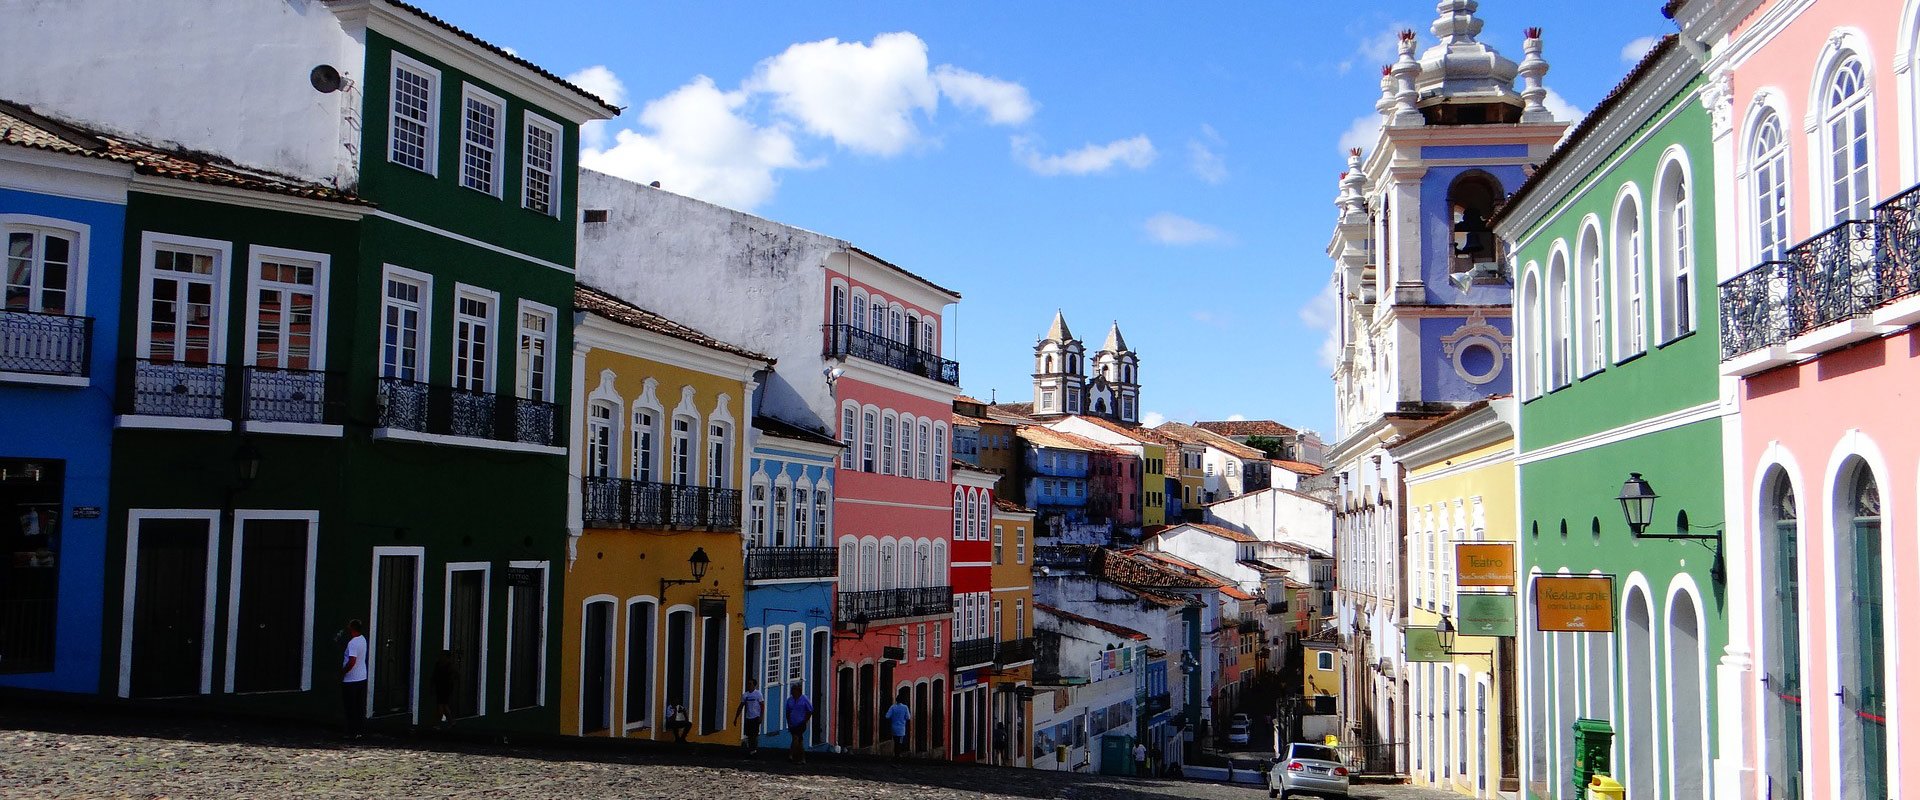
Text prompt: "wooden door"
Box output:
[[129, 519, 210, 698], [372, 554, 418, 717], [232, 520, 308, 692]]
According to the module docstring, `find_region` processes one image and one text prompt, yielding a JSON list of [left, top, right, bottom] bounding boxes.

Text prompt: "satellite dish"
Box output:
[[310, 65, 344, 93]]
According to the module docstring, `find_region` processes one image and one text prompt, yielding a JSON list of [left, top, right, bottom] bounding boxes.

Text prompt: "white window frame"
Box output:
[[1611, 189, 1646, 360], [443, 561, 493, 717], [708, 420, 732, 488], [503, 560, 549, 710], [119, 509, 222, 698], [749, 476, 770, 546], [136, 232, 232, 364], [813, 482, 831, 546], [366, 545, 426, 722], [243, 246, 331, 371], [1818, 54, 1874, 224], [933, 423, 947, 480], [2, 215, 90, 317], [459, 83, 506, 197], [515, 300, 556, 402], [622, 597, 659, 731], [388, 52, 441, 176], [632, 398, 663, 483], [587, 400, 618, 477], [451, 284, 500, 393], [1748, 108, 1793, 264], [379, 264, 432, 382], [522, 112, 564, 218], [840, 404, 858, 469], [223, 510, 319, 694]]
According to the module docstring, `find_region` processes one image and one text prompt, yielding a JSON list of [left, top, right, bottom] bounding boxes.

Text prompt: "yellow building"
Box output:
[[561, 286, 772, 742], [989, 500, 1038, 767], [1388, 398, 1517, 797], [1303, 640, 1341, 699]]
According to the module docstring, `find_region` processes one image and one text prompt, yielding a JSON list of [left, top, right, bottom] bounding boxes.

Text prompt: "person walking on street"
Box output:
[[885, 693, 912, 758], [993, 721, 1009, 765], [340, 619, 368, 740], [431, 650, 459, 729], [1133, 741, 1148, 776], [733, 679, 765, 756], [784, 685, 813, 764]]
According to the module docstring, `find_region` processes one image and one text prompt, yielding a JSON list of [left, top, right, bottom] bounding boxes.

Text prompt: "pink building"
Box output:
[[823, 249, 963, 756], [1682, 0, 1920, 796]]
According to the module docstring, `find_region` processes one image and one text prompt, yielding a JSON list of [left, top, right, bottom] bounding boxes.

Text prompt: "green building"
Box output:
[[91, 0, 614, 735], [1490, 36, 1727, 800]]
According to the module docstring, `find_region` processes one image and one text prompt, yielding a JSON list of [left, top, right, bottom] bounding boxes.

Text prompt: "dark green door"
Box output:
[[233, 520, 308, 693], [129, 518, 210, 698], [1100, 735, 1132, 775], [372, 554, 417, 717], [447, 569, 485, 718]]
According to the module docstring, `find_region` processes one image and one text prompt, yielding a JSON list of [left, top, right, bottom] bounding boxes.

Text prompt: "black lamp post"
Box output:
[[1615, 473, 1724, 589], [660, 547, 710, 597], [1433, 614, 1493, 655], [234, 441, 263, 489]]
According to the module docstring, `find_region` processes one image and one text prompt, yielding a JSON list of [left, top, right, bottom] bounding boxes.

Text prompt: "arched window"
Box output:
[[1547, 251, 1571, 389], [933, 424, 947, 480], [587, 401, 616, 477], [772, 479, 790, 546], [953, 491, 965, 539], [965, 489, 979, 540], [922, 320, 935, 354], [931, 539, 948, 582], [840, 404, 857, 470], [1667, 587, 1707, 799], [793, 483, 811, 547], [670, 416, 695, 485], [813, 482, 831, 545], [831, 283, 848, 327], [839, 540, 857, 588], [861, 409, 877, 472], [1448, 172, 1504, 276], [1613, 193, 1646, 357], [1520, 269, 1542, 399], [881, 413, 897, 476], [1823, 57, 1873, 223], [889, 305, 905, 343], [869, 295, 887, 335], [748, 477, 769, 546], [851, 289, 868, 332], [916, 540, 932, 586], [878, 540, 896, 590], [1837, 462, 1888, 797], [1577, 224, 1606, 373], [897, 541, 914, 589], [632, 405, 660, 483], [896, 413, 913, 479], [859, 540, 878, 592], [1655, 157, 1694, 342], [917, 421, 931, 479], [1762, 472, 1805, 800], [707, 421, 731, 487], [1622, 586, 1655, 799], [1750, 110, 1791, 263]]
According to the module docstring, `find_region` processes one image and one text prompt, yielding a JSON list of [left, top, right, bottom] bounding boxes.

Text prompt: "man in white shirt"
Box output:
[[341, 619, 368, 739], [732, 678, 765, 756]]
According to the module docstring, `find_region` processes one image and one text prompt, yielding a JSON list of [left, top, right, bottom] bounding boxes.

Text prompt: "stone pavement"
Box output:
[[0, 706, 1461, 800]]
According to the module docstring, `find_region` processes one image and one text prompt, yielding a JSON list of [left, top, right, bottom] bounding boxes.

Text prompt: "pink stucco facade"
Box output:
[[1710, 0, 1920, 797]]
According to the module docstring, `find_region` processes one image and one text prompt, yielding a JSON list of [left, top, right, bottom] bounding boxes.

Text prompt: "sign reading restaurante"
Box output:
[[1532, 575, 1615, 632]]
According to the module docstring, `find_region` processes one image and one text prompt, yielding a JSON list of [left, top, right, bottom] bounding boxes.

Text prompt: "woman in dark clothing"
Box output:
[[432, 650, 459, 728]]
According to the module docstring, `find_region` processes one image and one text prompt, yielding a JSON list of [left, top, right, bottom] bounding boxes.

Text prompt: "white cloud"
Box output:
[[1338, 22, 1412, 75], [1620, 35, 1660, 65], [1543, 88, 1585, 126], [565, 65, 629, 150], [1013, 134, 1156, 176], [1337, 113, 1382, 157], [579, 76, 811, 211], [1141, 411, 1167, 427], [748, 32, 940, 157], [1146, 213, 1229, 245], [1190, 310, 1233, 327], [1188, 124, 1227, 184], [933, 65, 1035, 125], [1225, 413, 1248, 422], [1298, 278, 1341, 370]]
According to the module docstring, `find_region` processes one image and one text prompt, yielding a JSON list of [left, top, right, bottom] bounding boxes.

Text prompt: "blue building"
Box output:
[[0, 101, 129, 692], [744, 416, 842, 750], [1016, 427, 1092, 511]]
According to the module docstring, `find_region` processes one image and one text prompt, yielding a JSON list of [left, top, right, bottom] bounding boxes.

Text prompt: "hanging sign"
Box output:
[[1404, 627, 1449, 662], [1455, 593, 1517, 637], [1455, 542, 1516, 587], [1533, 576, 1615, 632]]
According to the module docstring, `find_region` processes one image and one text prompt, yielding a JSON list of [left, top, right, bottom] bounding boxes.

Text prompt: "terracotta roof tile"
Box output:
[[993, 498, 1036, 515], [1095, 548, 1217, 591], [1193, 420, 1297, 437], [1, 100, 370, 207], [1238, 560, 1288, 575], [330, 0, 620, 114], [576, 284, 774, 363], [1069, 415, 1183, 447], [1016, 425, 1126, 454], [1269, 459, 1325, 476], [1156, 422, 1267, 459], [1035, 603, 1150, 641]]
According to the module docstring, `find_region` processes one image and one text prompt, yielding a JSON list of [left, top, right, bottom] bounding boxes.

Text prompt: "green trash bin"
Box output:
[[1571, 719, 1615, 800]]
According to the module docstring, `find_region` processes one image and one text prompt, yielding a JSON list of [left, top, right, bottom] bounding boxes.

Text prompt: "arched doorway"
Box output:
[[1667, 589, 1705, 799], [836, 665, 855, 747], [1836, 462, 1887, 800], [1762, 472, 1804, 800], [1622, 587, 1655, 799]]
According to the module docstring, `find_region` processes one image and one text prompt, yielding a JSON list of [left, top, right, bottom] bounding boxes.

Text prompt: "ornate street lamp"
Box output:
[[660, 547, 711, 597], [1616, 473, 1657, 535]]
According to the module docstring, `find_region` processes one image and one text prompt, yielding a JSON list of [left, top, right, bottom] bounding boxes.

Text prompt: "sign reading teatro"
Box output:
[[1455, 542, 1516, 587], [1533, 575, 1615, 632]]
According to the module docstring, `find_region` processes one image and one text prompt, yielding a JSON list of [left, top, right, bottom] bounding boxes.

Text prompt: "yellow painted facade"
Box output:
[[560, 306, 767, 744], [1139, 442, 1167, 527], [989, 506, 1037, 767], [1304, 643, 1341, 697], [1395, 404, 1516, 798]]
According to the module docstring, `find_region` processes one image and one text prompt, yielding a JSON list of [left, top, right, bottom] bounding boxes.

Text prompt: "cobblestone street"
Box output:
[[0, 707, 1460, 800]]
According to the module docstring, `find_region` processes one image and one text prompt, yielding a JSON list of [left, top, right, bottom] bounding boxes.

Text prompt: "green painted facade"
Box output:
[[102, 20, 603, 737], [1502, 59, 1727, 800]]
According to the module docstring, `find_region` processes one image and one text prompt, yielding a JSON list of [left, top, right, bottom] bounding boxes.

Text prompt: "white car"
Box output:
[[1227, 720, 1251, 745], [1268, 742, 1349, 799]]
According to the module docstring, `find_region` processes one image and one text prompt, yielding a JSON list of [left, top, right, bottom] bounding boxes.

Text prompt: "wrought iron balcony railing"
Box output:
[[377, 377, 563, 447], [240, 365, 341, 424], [1786, 219, 1880, 333], [824, 324, 960, 386], [746, 546, 838, 581], [0, 310, 91, 377], [1146, 692, 1172, 715], [993, 637, 1037, 666], [119, 358, 227, 418], [950, 637, 995, 670], [836, 586, 953, 624], [581, 476, 742, 531], [1875, 181, 1920, 306]]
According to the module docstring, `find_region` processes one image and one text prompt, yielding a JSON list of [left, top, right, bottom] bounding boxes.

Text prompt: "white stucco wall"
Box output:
[[2, 0, 364, 185], [577, 170, 846, 432], [1204, 488, 1334, 555], [1148, 529, 1259, 592]]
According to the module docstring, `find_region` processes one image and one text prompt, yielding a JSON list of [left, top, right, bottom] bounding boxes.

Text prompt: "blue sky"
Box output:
[[439, 1, 1673, 436]]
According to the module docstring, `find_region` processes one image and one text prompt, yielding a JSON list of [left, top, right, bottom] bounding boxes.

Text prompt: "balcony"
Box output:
[[746, 546, 838, 581], [119, 358, 228, 420], [377, 377, 562, 449], [1720, 183, 1920, 374], [581, 476, 743, 531], [836, 586, 952, 625], [950, 637, 995, 670], [1146, 692, 1172, 715], [993, 637, 1037, 667], [823, 324, 959, 386], [0, 310, 91, 380], [240, 365, 341, 426]]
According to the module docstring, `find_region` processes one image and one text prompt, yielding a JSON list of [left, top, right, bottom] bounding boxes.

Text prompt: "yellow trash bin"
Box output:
[[1590, 774, 1625, 800]]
